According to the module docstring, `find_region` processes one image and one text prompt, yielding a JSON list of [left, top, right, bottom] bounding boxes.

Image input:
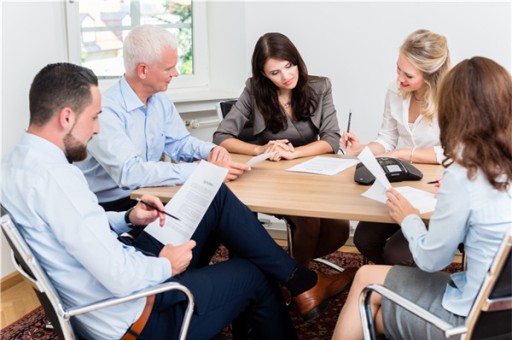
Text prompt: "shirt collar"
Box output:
[[20, 133, 70, 164], [119, 75, 146, 112]]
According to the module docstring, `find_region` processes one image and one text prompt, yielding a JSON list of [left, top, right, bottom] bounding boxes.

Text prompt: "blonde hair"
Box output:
[[400, 29, 451, 121]]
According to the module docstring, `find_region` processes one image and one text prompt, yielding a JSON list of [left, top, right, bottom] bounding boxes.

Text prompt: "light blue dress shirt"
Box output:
[[76, 76, 216, 203], [1, 133, 172, 339], [401, 163, 512, 316]]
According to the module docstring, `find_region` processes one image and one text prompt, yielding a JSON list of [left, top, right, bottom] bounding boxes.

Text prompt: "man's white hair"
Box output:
[[123, 25, 178, 75]]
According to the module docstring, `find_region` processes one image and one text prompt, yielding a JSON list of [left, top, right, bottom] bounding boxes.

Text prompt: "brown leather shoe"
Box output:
[[293, 267, 357, 322]]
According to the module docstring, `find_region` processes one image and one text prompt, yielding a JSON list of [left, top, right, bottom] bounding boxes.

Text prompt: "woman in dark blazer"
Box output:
[[213, 32, 352, 274]]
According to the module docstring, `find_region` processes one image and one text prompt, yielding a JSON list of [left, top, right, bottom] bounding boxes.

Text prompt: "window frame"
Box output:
[[65, 0, 209, 91]]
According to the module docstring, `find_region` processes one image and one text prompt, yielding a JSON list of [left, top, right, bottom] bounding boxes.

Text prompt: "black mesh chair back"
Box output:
[[217, 99, 258, 144]]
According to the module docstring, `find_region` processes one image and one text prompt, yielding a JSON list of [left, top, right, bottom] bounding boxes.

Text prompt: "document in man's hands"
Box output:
[[144, 160, 228, 246], [358, 147, 436, 213], [286, 156, 359, 175]]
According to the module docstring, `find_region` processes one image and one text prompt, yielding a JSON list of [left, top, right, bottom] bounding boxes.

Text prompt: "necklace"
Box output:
[[280, 101, 292, 109]]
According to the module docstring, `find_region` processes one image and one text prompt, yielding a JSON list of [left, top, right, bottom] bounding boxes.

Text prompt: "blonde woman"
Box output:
[[341, 29, 451, 266], [333, 56, 512, 340]]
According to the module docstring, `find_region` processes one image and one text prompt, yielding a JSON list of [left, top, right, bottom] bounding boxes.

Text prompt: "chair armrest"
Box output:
[[64, 281, 194, 318], [359, 284, 467, 339]]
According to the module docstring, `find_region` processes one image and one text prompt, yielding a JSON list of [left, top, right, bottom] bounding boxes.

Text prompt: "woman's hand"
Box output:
[[256, 139, 295, 161], [385, 188, 420, 224], [340, 132, 364, 155], [433, 176, 443, 198]]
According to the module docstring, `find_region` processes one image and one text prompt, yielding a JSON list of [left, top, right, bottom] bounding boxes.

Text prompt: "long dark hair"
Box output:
[[438, 57, 512, 191], [251, 32, 317, 133]]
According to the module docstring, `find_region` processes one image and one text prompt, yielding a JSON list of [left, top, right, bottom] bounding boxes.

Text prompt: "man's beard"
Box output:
[[63, 131, 87, 162]]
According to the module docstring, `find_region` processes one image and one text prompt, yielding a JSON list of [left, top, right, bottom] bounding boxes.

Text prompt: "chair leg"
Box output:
[[312, 258, 346, 272], [285, 221, 345, 273], [286, 220, 294, 257]]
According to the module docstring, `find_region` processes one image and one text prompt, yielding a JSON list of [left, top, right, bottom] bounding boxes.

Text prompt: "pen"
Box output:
[[345, 111, 352, 148], [427, 180, 440, 184], [136, 198, 181, 221]]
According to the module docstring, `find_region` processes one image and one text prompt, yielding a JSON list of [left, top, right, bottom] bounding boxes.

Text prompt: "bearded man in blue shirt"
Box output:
[[2, 63, 353, 339]]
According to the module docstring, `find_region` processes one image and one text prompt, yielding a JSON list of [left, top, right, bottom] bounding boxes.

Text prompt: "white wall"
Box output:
[[242, 1, 512, 143], [1, 1, 69, 278], [1, 1, 510, 279]]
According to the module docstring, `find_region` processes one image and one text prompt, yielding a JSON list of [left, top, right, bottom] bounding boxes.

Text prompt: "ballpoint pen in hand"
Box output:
[[136, 198, 181, 221], [345, 111, 352, 148], [427, 180, 440, 184]]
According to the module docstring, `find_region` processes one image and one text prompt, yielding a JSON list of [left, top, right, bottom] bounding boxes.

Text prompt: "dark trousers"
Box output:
[[353, 221, 414, 266], [131, 184, 298, 340]]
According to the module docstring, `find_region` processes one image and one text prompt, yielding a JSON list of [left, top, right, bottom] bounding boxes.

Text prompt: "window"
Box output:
[[66, 0, 209, 90]]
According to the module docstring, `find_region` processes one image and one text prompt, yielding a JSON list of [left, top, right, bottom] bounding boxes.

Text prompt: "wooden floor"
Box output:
[[0, 242, 461, 329], [1, 278, 40, 329]]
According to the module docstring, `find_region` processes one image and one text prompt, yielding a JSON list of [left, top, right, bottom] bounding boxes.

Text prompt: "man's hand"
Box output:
[[129, 195, 166, 227], [208, 146, 231, 162], [386, 188, 420, 224], [159, 240, 196, 275], [210, 160, 251, 181]]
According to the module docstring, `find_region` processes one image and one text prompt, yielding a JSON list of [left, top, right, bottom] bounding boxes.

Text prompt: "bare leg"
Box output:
[[314, 218, 350, 259], [332, 265, 392, 340]]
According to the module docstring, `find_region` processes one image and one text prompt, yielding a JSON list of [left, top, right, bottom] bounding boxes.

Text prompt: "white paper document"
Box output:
[[144, 161, 228, 246], [246, 151, 277, 166], [357, 147, 437, 213], [286, 156, 359, 175]]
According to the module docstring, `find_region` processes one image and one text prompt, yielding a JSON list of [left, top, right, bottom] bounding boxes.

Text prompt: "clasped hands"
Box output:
[[255, 139, 297, 161]]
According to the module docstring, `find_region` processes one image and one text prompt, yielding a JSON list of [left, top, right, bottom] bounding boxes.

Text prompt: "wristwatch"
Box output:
[[124, 207, 135, 228]]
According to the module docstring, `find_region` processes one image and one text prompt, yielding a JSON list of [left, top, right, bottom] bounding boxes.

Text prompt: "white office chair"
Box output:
[[359, 229, 512, 340], [0, 206, 195, 340]]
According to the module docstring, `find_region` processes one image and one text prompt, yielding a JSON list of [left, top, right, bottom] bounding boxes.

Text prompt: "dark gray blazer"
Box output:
[[213, 76, 341, 153]]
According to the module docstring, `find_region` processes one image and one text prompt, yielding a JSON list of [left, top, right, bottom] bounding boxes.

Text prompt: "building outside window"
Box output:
[[67, 0, 208, 89]]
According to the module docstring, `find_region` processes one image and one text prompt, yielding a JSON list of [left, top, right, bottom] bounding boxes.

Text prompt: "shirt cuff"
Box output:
[[201, 142, 217, 158], [107, 211, 132, 234], [401, 214, 427, 241]]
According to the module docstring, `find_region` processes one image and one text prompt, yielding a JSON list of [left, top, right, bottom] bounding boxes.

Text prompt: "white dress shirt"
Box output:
[[373, 81, 444, 164], [76, 76, 216, 203], [401, 163, 512, 316], [1, 133, 172, 339]]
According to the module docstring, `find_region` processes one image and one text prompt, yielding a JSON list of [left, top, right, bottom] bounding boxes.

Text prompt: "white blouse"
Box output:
[[372, 81, 444, 164]]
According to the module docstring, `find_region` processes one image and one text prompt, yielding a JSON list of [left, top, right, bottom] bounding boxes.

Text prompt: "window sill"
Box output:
[[167, 88, 239, 113]]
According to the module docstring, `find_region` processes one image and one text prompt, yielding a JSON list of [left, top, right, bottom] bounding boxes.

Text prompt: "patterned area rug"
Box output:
[[1, 248, 462, 340]]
